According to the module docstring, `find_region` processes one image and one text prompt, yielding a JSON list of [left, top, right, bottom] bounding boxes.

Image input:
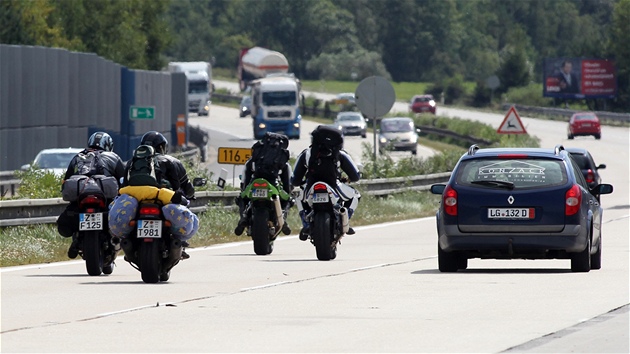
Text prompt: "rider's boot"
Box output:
[[346, 208, 356, 235], [67, 232, 80, 259], [298, 210, 310, 241]]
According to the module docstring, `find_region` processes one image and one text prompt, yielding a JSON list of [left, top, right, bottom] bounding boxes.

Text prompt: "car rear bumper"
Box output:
[[438, 224, 588, 255]]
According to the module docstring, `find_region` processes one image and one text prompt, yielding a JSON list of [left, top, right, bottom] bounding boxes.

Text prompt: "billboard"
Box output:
[[543, 58, 617, 99]]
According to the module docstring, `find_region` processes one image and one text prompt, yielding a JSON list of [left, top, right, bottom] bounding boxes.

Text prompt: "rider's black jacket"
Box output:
[[291, 149, 360, 188], [124, 153, 195, 199], [64, 149, 126, 182]]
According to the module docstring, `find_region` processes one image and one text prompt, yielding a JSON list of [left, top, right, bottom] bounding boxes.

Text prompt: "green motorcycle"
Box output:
[[240, 177, 291, 255]]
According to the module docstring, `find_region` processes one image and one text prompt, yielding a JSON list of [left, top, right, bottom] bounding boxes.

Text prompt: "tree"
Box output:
[[609, 0, 630, 110]]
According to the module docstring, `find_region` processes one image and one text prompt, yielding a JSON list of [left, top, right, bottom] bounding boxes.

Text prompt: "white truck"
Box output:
[[238, 47, 289, 91], [167, 61, 212, 115], [250, 75, 301, 140]]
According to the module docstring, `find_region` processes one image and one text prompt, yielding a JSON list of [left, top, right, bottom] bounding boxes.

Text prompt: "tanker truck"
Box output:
[[238, 47, 289, 91], [168, 61, 212, 115]]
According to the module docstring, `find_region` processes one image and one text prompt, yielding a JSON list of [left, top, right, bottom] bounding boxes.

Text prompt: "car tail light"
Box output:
[[139, 206, 161, 216], [443, 185, 457, 216], [586, 169, 595, 184], [565, 184, 582, 216], [253, 181, 268, 188], [79, 195, 105, 208], [313, 183, 327, 192]]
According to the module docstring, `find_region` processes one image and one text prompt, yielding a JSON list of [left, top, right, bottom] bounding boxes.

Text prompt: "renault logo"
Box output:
[[507, 195, 515, 205]]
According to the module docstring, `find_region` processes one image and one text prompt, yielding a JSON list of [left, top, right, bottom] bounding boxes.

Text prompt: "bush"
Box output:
[[14, 166, 63, 199], [504, 83, 554, 107], [471, 80, 492, 107]]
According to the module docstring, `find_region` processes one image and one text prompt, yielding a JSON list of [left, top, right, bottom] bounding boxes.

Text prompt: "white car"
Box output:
[[334, 111, 367, 138], [21, 148, 83, 177]]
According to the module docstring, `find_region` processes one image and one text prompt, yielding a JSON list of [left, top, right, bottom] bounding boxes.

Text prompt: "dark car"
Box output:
[[334, 111, 367, 138], [239, 95, 252, 117], [409, 94, 436, 114], [567, 112, 601, 139], [430, 145, 613, 273], [566, 147, 606, 189]]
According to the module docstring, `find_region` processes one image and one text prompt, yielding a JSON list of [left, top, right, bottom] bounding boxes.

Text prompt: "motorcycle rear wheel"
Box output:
[[140, 240, 161, 283], [252, 207, 272, 255], [313, 212, 335, 261], [82, 231, 103, 276]]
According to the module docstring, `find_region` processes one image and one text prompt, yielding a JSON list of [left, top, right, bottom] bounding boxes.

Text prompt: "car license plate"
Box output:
[[313, 193, 329, 203], [79, 213, 103, 231], [488, 208, 535, 219], [583, 124, 591, 127], [137, 220, 162, 238], [252, 188, 268, 198]]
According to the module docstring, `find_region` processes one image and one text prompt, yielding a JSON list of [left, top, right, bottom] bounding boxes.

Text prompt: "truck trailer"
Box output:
[[238, 47, 289, 91]]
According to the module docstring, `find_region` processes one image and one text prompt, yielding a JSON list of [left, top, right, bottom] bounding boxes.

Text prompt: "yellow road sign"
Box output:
[[217, 147, 252, 165]]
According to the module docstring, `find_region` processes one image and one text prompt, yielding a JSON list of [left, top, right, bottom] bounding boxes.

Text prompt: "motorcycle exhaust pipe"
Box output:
[[168, 239, 183, 265], [273, 196, 284, 231], [339, 207, 349, 234], [120, 238, 136, 263]]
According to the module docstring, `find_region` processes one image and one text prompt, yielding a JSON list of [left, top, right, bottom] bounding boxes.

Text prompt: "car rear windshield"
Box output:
[[575, 114, 597, 121], [456, 158, 567, 189], [414, 96, 432, 103], [381, 119, 414, 132]]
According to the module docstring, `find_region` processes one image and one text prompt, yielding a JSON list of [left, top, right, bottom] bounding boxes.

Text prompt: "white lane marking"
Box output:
[[241, 281, 289, 292]]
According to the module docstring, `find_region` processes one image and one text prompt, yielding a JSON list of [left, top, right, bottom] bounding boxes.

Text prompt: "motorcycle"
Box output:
[[119, 178, 206, 283], [300, 181, 352, 261], [76, 193, 118, 275], [240, 177, 291, 255]]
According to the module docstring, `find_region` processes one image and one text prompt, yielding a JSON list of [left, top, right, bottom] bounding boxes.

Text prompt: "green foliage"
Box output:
[[306, 49, 391, 81], [471, 81, 492, 107], [359, 142, 463, 179], [504, 83, 555, 107], [426, 75, 467, 105], [14, 166, 63, 199], [609, 0, 630, 111]]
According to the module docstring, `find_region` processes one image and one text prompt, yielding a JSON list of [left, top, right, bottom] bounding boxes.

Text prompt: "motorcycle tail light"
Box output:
[[586, 169, 595, 184], [253, 181, 268, 188], [139, 206, 161, 216], [313, 183, 327, 192], [79, 195, 105, 208]]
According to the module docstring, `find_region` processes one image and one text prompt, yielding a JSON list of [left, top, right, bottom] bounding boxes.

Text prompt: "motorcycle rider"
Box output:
[[291, 126, 361, 240], [58, 131, 125, 260], [234, 132, 293, 236], [123, 131, 196, 257]]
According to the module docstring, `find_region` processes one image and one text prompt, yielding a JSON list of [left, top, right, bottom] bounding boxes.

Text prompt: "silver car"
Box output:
[[21, 148, 83, 176], [334, 111, 367, 138], [378, 117, 419, 155]]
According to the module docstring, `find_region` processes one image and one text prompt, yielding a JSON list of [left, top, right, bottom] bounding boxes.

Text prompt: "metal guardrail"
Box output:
[[0, 172, 451, 227]]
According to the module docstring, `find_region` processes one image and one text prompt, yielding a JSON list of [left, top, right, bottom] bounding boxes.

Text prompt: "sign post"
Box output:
[[217, 147, 253, 187]]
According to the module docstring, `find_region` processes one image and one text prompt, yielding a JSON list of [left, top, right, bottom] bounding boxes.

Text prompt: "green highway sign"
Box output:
[[130, 106, 155, 119]]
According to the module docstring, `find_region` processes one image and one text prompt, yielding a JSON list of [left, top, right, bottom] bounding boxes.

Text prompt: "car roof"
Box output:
[[564, 147, 589, 155], [337, 111, 362, 116], [462, 146, 567, 160]]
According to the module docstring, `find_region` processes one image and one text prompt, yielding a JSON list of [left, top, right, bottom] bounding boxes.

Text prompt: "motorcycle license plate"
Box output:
[[137, 220, 162, 238], [313, 193, 329, 203], [79, 213, 103, 231], [252, 188, 268, 198]]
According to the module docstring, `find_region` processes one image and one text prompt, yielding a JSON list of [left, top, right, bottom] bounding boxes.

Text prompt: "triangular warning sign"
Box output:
[[497, 106, 527, 134]]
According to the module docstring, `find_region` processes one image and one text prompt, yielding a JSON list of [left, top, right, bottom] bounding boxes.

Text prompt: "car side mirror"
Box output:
[[597, 164, 606, 170], [192, 177, 207, 187], [593, 183, 613, 195], [430, 184, 446, 195]]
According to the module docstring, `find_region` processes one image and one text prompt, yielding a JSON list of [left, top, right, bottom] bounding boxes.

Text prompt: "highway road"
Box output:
[[1, 85, 628, 352]]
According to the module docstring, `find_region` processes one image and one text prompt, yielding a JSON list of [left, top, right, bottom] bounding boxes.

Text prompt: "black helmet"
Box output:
[[140, 131, 169, 154], [88, 131, 114, 152]]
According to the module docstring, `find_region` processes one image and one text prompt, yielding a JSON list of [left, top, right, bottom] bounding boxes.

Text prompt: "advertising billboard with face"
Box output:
[[543, 58, 617, 99]]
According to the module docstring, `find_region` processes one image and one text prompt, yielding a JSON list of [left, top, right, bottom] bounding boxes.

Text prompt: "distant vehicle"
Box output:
[[430, 144, 613, 273], [566, 147, 606, 189], [239, 95, 252, 117], [167, 62, 213, 115], [238, 47, 289, 91], [334, 93, 356, 106], [567, 112, 601, 139], [334, 111, 367, 138], [409, 94, 436, 114], [21, 148, 83, 176], [378, 117, 419, 155], [250, 76, 301, 140]]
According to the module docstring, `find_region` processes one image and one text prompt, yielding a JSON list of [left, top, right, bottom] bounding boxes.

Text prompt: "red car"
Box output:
[[568, 112, 601, 140], [409, 94, 436, 114]]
